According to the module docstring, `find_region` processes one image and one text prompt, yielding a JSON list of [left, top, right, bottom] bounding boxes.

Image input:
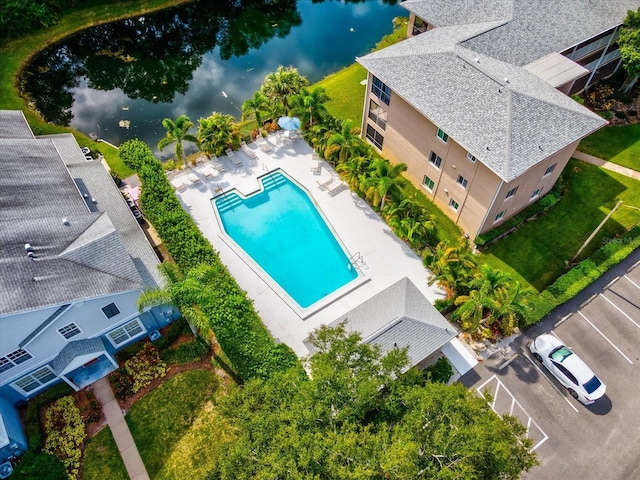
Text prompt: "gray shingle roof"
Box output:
[[0, 113, 162, 316], [50, 338, 107, 374], [358, 24, 607, 181], [0, 111, 34, 139], [402, 0, 640, 66], [305, 278, 457, 368]]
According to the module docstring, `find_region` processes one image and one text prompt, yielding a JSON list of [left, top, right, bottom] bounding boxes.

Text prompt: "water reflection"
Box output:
[[21, 0, 403, 149]]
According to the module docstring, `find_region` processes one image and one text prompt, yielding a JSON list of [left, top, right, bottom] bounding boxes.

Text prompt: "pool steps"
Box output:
[[215, 172, 288, 213]]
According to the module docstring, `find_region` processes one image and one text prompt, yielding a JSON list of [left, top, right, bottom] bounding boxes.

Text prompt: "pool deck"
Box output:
[[169, 134, 447, 356]]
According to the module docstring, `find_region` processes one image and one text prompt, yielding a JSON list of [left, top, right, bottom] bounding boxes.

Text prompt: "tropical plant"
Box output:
[[290, 86, 330, 127], [424, 239, 476, 299], [197, 112, 241, 157], [241, 91, 269, 128], [324, 119, 363, 165], [336, 154, 369, 192], [362, 158, 407, 210], [260, 65, 309, 113], [157, 114, 199, 167], [453, 280, 496, 331], [492, 281, 535, 335]]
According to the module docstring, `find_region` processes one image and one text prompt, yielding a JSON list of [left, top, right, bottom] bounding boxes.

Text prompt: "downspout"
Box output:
[[476, 180, 504, 239]]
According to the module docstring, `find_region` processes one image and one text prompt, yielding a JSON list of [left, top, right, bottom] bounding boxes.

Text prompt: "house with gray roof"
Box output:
[[358, 0, 637, 238], [0, 110, 177, 466], [305, 277, 477, 376]]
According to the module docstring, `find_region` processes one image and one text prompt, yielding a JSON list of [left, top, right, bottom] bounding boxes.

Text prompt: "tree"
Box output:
[[424, 240, 476, 299], [619, 8, 640, 94], [211, 324, 538, 479], [157, 114, 198, 167], [241, 91, 268, 127], [290, 86, 330, 127], [363, 158, 407, 210], [197, 112, 241, 157], [260, 65, 309, 113], [324, 119, 363, 165], [492, 281, 535, 336], [336, 154, 370, 192], [454, 280, 496, 331]]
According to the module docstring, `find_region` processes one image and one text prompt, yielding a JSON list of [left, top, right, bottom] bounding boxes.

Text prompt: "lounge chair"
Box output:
[[200, 164, 216, 178], [310, 159, 321, 175], [187, 171, 200, 183], [209, 155, 226, 172], [241, 142, 258, 159], [316, 177, 336, 191], [327, 181, 347, 197], [226, 148, 243, 167], [256, 136, 273, 153], [172, 180, 186, 192]]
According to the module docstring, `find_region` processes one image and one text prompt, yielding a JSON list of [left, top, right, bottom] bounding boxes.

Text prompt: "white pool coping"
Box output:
[[171, 135, 448, 356]]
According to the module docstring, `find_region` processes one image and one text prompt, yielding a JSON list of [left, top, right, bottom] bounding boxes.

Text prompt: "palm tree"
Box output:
[[336, 155, 369, 192], [324, 119, 362, 165], [468, 264, 512, 293], [454, 281, 496, 331], [241, 91, 269, 128], [157, 114, 199, 167], [260, 66, 309, 113], [291, 86, 330, 127], [424, 240, 476, 299], [197, 112, 241, 157], [137, 263, 218, 337], [362, 158, 407, 210], [492, 282, 534, 336]]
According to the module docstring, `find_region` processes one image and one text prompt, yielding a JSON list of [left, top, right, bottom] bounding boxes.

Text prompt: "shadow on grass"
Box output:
[[481, 160, 628, 291], [579, 124, 640, 169]]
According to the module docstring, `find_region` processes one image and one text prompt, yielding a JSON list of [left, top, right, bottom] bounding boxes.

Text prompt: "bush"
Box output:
[[43, 396, 85, 480], [11, 451, 67, 480], [585, 84, 615, 111], [161, 336, 210, 365], [424, 356, 454, 383], [25, 383, 73, 451], [124, 343, 167, 394]]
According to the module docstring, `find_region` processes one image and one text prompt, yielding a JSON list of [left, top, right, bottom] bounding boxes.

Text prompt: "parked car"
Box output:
[[529, 334, 606, 405]]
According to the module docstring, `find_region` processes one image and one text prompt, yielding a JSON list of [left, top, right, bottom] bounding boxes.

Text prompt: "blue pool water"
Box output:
[[214, 172, 357, 308]]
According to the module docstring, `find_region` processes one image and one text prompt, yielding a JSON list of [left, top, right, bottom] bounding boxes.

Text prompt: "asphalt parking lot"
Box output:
[[462, 248, 640, 479]]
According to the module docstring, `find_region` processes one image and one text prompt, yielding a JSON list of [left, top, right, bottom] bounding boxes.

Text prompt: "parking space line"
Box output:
[[600, 293, 640, 330], [605, 276, 620, 289], [475, 375, 549, 451], [630, 259, 640, 270], [577, 311, 634, 364], [623, 275, 640, 290], [554, 313, 572, 328], [522, 353, 579, 413]]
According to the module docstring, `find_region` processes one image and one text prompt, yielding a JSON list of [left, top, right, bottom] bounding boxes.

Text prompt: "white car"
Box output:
[[529, 334, 606, 405]]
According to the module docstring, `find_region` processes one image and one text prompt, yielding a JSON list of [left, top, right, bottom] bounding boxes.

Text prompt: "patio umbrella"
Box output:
[[277, 116, 301, 130]]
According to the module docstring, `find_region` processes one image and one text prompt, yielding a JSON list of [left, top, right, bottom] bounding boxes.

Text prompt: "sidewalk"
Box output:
[[92, 378, 150, 480], [573, 150, 640, 181]]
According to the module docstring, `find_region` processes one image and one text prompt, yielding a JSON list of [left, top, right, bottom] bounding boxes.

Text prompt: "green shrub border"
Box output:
[[119, 140, 300, 381], [475, 177, 563, 247], [24, 383, 73, 451], [524, 226, 640, 326]]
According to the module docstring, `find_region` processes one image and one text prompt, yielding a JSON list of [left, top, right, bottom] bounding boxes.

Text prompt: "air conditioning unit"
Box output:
[[149, 330, 162, 342]]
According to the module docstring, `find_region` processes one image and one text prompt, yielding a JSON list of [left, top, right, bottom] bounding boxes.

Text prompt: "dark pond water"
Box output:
[[23, 0, 404, 154]]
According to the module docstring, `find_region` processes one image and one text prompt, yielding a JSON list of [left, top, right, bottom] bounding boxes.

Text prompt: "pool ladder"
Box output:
[[347, 251, 368, 272]]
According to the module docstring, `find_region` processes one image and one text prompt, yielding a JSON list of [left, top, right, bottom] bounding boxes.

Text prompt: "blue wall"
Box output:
[[0, 397, 27, 463]]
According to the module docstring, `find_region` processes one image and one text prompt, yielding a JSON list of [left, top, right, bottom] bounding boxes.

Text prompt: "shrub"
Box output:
[[43, 396, 85, 480], [25, 383, 73, 451], [11, 451, 67, 480], [424, 356, 454, 383], [585, 84, 615, 111], [161, 336, 210, 365], [124, 343, 167, 394]]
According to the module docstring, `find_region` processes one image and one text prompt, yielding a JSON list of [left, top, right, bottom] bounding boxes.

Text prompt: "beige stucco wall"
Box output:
[[361, 74, 580, 238]]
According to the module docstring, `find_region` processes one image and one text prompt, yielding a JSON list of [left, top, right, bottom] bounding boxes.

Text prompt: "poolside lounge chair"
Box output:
[[256, 136, 273, 153], [209, 155, 226, 172], [310, 159, 321, 175], [200, 164, 216, 178], [187, 171, 200, 183], [172, 180, 186, 192], [226, 148, 243, 167], [316, 177, 336, 191], [241, 141, 258, 159], [327, 180, 347, 197]]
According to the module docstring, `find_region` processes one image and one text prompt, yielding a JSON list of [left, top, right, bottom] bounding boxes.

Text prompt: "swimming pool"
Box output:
[[213, 171, 358, 308]]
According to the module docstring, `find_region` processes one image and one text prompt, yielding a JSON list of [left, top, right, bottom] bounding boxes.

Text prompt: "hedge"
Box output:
[[119, 140, 300, 381], [523, 225, 640, 326]]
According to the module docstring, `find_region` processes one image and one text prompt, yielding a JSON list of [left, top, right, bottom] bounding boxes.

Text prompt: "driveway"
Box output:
[[462, 248, 640, 479]]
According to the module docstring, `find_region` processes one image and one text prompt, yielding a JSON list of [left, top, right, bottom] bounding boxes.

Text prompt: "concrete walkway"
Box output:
[[573, 150, 640, 181], [92, 378, 150, 480]]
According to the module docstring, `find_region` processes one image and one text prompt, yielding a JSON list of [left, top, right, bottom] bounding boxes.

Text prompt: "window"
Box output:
[[505, 186, 519, 199], [429, 152, 442, 169], [531, 187, 542, 199], [449, 198, 459, 211], [58, 323, 81, 340], [494, 210, 505, 222], [466, 151, 477, 163], [544, 163, 557, 176], [456, 175, 468, 189], [436, 128, 449, 143], [422, 175, 435, 191], [371, 76, 391, 105], [368, 100, 387, 130], [0, 349, 32, 375], [553, 362, 578, 386], [101, 303, 120, 319], [365, 125, 384, 150], [13, 366, 57, 394], [107, 318, 145, 346]]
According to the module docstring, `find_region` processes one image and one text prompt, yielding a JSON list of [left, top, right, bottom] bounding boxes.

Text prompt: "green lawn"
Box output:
[[125, 369, 232, 480], [315, 63, 369, 124], [83, 427, 129, 480], [578, 124, 640, 171], [479, 159, 640, 292]]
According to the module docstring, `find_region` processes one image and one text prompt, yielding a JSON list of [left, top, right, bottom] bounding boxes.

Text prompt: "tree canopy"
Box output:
[[619, 7, 640, 93], [210, 324, 537, 480]]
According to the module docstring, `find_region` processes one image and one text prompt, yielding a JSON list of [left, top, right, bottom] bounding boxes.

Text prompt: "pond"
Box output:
[[22, 0, 404, 154]]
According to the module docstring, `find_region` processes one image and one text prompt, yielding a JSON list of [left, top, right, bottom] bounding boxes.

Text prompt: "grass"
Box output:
[[479, 159, 640, 292], [125, 369, 232, 480], [578, 123, 640, 171], [0, 0, 191, 178], [83, 427, 129, 480]]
